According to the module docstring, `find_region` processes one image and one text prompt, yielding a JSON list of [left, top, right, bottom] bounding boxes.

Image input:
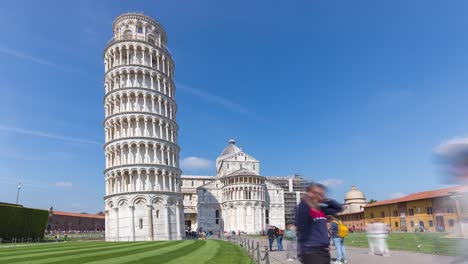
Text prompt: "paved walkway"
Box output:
[[247, 238, 462, 264]]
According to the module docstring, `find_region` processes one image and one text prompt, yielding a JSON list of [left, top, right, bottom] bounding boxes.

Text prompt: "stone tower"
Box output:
[[103, 13, 183, 241]]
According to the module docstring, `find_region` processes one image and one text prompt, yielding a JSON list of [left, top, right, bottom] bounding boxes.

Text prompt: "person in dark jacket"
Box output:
[[267, 226, 276, 251], [295, 183, 343, 264]]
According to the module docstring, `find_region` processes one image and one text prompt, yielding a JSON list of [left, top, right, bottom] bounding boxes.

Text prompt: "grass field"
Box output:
[[345, 232, 462, 255], [0, 240, 251, 264]]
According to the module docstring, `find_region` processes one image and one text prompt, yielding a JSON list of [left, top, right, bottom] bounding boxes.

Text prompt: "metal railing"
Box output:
[[223, 235, 270, 264]]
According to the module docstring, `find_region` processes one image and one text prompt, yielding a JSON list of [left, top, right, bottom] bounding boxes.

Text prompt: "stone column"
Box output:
[[105, 210, 110, 240], [165, 205, 171, 240], [129, 206, 135, 241], [113, 207, 119, 241], [175, 202, 181, 240], [147, 205, 154, 240], [244, 206, 247, 233]]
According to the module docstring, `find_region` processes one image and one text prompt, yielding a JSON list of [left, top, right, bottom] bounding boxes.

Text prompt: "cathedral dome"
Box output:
[[219, 138, 241, 157], [345, 185, 366, 201]]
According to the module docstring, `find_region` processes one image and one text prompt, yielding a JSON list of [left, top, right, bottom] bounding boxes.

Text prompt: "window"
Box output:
[[427, 207, 433, 215], [380, 211, 385, 217], [395, 222, 399, 227], [191, 181, 194, 187], [253, 164, 256, 170], [408, 208, 414, 216], [124, 30, 132, 39], [266, 210, 269, 224], [429, 220, 433, 227], [370, 213, 374, 219], [410, 221, 414, 227], [189, 194, 192, 200], [139, 219, 143, 229], [215, 210, 220, 225], [448, 205, 455, 214], [227, 164, 229, 169], [137, 26, 143, 33], [156, 210, 160, 218], [245, 157, 247, 161], [449, 219, 455, 227], [393, 210, 398, 217]]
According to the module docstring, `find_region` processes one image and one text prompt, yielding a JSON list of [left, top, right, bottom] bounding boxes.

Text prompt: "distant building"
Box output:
[[337, 185, 367, 231], [364, 185, 468, 233], [47, 207, 105, 232], [266, 175, 312, 224], [181, 139, 286, 235]]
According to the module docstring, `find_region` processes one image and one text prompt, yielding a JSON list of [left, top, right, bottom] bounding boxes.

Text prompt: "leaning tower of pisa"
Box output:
[[103, 13, 184, 241]]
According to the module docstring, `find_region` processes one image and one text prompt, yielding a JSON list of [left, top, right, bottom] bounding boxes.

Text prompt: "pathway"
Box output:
[[247, 237, 462, 264]]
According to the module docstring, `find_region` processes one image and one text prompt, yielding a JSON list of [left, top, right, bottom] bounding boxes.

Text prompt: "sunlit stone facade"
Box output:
[[103, 13, 183, 241], [181, 139, 285, 234]]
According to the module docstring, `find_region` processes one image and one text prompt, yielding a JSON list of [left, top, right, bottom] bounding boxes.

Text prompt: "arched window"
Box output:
[[139, 219, 143, 229], [137, 23, 143, 33], [123, 30, 132, 39], [156, 210, 160, 218], [215, 210, 220, 224]]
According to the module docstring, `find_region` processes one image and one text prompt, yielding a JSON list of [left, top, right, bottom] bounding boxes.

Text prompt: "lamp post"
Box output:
[[16, 182, 22, 204], [449, 191, 464, 236]]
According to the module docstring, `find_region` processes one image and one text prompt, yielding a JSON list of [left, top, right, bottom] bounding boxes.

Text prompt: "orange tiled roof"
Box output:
[[53, 211, 105, 219], [365, 185, 468, 208]]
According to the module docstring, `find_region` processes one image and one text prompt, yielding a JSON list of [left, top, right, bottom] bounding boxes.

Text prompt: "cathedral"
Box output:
[[181, 139, 286, 234]]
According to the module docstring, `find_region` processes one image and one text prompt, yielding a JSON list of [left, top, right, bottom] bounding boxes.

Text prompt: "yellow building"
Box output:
[[364, 185, 467, 233]]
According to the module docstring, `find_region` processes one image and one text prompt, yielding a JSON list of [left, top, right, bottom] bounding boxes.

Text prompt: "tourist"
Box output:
[[285, 223, 298, 261], [267, 226, 276, 251], [276, 227, 284, 251], [295, 183, 343, 264], [366, 222, 389, 256], [330, 215, 348, 264]]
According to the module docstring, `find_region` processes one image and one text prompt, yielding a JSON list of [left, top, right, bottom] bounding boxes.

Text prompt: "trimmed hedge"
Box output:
[[0, 204, 48, 240]]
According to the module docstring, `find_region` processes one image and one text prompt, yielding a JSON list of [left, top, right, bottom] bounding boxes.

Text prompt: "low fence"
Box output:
[[223, 235, 270, 264]]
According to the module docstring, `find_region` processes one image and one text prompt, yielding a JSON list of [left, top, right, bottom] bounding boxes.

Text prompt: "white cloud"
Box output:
[[434, 136, 468, 182], [318, 178, 344, 188], [0, 125, 101, 145], [0, 46, 88, 75], [180, 157, 214, 171], [434, 137, 468, 155], [177, 83, 265, 122], [389, 192, 406, 199], [0, 46, 58, 67], [55, 181, 73, 188]]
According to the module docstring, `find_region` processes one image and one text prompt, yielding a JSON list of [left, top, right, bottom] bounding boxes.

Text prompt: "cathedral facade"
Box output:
[[181, 139, 285, 234]]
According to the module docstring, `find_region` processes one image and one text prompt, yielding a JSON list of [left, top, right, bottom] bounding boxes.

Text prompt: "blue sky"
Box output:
[[0, 0, 467, 213]]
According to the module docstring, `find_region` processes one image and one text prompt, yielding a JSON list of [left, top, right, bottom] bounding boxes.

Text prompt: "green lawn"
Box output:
[[346, 232, 463, 255], [0, 240, 251, 264]]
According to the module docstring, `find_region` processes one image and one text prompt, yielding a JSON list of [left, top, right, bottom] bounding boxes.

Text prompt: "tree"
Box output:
[[368, 199, 377, 204]]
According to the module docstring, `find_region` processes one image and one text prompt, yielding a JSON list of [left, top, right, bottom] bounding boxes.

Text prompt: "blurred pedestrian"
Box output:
[[330, 216, 348, 264], [267, 226, 276, 251], [276, 227, 284, 251], [285, 223, 298, 261], [295, 183, 343, 264]]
